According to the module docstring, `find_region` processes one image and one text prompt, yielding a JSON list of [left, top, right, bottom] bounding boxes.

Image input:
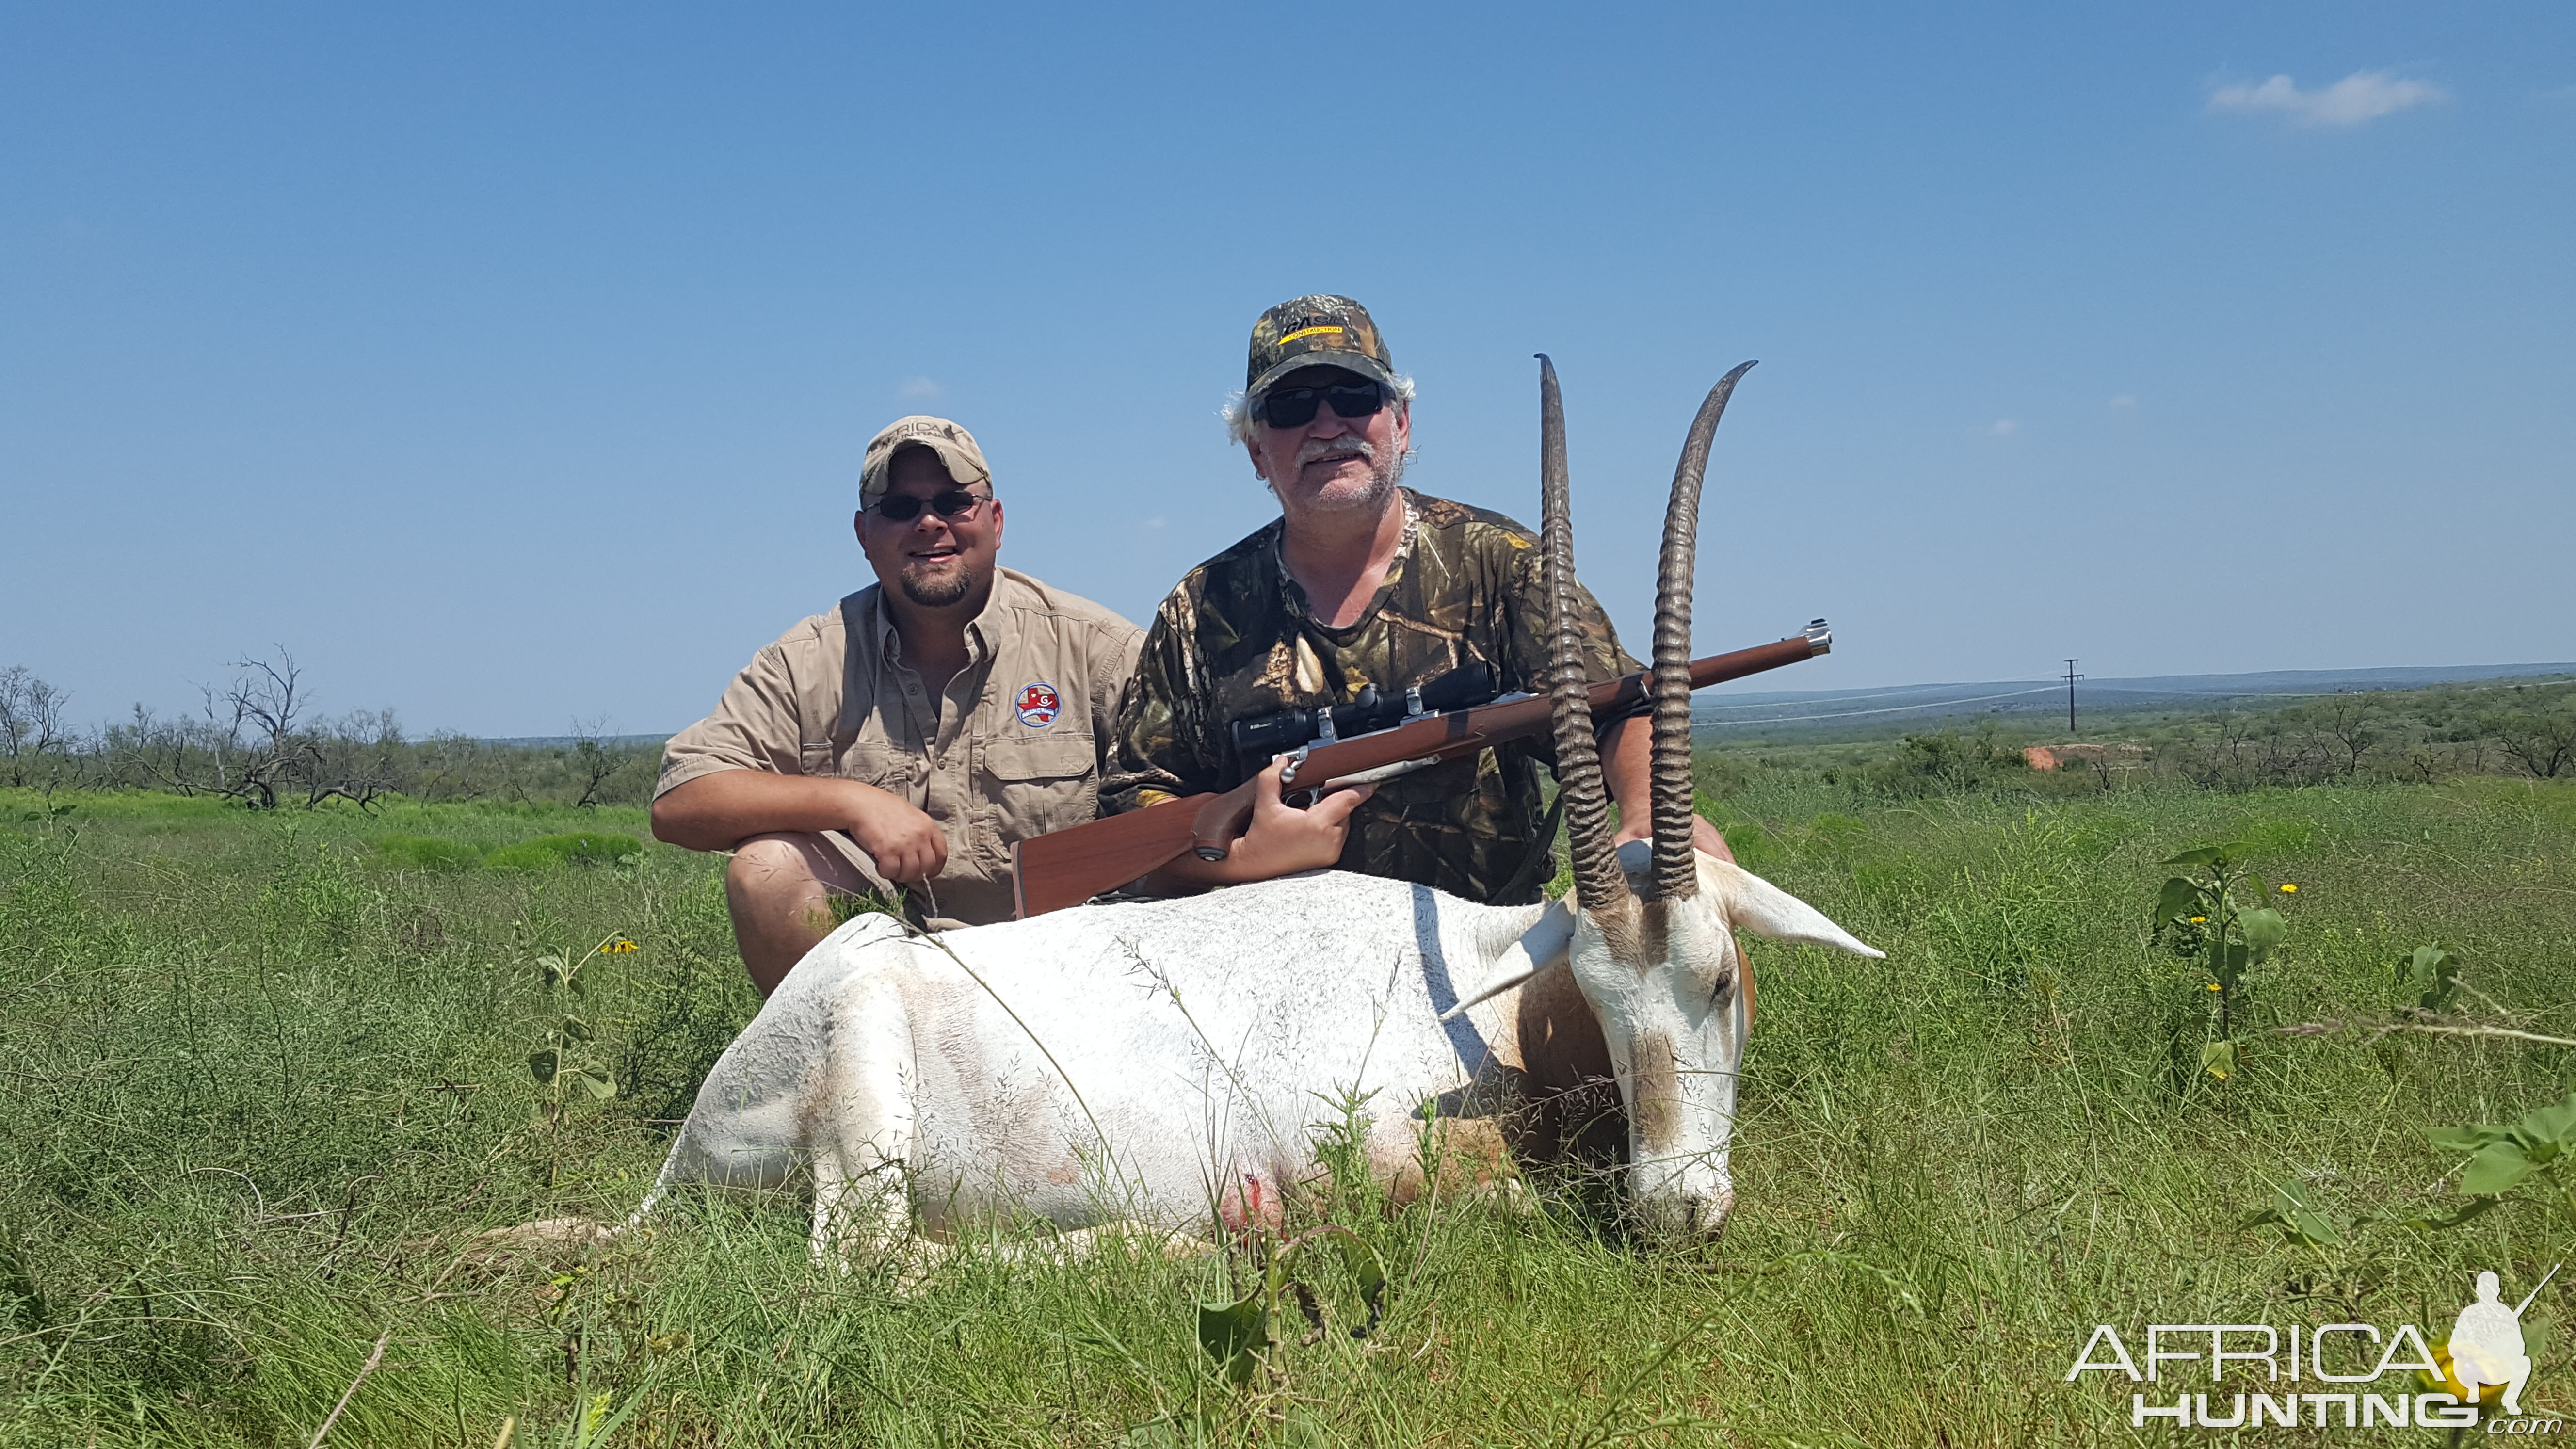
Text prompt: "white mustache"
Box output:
[[1295, 435, 1374, 465]]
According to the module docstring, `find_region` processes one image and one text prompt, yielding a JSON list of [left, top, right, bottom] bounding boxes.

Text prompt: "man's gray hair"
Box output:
[[1221, 374, 1416, 446]]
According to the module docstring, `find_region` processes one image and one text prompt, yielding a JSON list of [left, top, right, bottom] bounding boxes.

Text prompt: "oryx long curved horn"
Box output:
[[1649, 360, 1756, 900], [1538, 354, 1628, 913]]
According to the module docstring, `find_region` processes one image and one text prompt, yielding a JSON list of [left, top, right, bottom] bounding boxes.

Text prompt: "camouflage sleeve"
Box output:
[[1497, 522, 1646, 707], [1098, 590, 1222, 814]]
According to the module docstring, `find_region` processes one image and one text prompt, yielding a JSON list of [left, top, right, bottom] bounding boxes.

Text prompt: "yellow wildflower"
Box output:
[[2206, 983, 2222, 992], [2189, 916, 2206, 924], [2278, 883, 2298, 894]]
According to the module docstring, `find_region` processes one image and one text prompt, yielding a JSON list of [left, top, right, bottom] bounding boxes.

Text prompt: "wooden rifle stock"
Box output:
[[1010, 624, 1830, 918]]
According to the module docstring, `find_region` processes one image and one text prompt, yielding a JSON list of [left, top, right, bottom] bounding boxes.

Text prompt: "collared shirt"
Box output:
[[1100, 488, 1643, 904], [657, 567, 1143, 925]]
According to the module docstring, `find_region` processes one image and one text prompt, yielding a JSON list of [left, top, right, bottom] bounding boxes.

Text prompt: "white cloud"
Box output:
[[2207, 70, 2446, 128], [1989, 419, 2020, 438], [2109, 394, 2137, 409], [896, 376, 942, 401]]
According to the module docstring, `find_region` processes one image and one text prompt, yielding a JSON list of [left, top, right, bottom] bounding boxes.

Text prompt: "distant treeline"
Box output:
[[0, 654, 661, 809], [10, 655, 2573, 813], [1704, 675, 2576, 800], [2137, 676, 2576, 789]]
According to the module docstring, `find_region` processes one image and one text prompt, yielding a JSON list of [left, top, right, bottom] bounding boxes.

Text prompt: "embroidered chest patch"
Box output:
[[1014, 681, 1063, 728]]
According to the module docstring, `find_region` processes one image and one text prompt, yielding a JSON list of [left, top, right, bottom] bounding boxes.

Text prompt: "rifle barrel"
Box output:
[[2515, 1261, 2562, 1317], [1009, 623, 1831, 918]]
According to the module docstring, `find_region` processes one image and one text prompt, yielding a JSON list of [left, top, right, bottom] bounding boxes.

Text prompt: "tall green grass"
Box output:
[[1, 781, 2569, 1445]]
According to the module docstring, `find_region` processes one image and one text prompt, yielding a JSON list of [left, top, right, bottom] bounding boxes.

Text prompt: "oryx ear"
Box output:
[[1438, 901, 1576, 1022], [1707, 859, 1885, 959]]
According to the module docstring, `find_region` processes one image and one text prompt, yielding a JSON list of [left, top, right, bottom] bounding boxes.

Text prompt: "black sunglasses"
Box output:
[[1258, 381, 1384, 430], [871, 487, 990, 523]]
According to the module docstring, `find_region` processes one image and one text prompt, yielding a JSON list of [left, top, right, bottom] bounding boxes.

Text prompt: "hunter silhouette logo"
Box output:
[[2442, 1265, 2554, 1417]]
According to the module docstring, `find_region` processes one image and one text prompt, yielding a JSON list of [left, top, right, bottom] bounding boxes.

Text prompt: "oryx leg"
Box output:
[[807, 978, 921, 1272]]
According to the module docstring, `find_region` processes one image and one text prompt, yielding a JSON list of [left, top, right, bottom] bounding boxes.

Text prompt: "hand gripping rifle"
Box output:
[[1009, 620, 1833, 918]]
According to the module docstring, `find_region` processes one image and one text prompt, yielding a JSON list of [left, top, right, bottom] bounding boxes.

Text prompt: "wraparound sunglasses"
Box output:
[[1259, 381, 1384, 430], [871, 488, 991, 523]]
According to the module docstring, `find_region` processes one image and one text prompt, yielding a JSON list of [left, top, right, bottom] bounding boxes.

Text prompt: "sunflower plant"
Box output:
[[2152, 842, 2289, 1083], [527, 933, 637, 1122]]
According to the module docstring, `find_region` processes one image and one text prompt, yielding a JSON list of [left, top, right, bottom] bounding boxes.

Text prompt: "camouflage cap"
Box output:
[[1245, 295, 1398, 399], [859, 415, 993, 505]]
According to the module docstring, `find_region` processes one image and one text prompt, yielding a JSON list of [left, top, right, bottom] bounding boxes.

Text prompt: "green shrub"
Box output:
[[1824, 722, 2029, 799], [481, 830, 643, 871], [371, 834, 484, 871]]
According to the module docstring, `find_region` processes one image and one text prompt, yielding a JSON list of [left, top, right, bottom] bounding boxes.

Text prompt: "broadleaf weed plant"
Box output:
[[1192, 1224, 1387, 1393], [2150, 840, 2290, 1084], [521, 924, 639, 1185], [1183, 1084, 1394, 1414], [2427, 1089, 2576, 1225]]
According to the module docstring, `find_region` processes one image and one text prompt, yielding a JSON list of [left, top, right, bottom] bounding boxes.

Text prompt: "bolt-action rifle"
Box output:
[[1009, 620, 1833, 918]]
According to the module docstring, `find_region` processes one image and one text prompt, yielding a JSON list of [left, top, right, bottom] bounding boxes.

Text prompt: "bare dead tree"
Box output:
[[568, 716, 632, 808], [413, 732, 487, 802], [302, 708, 404, 813], [109, 703, 209, 795], [2215, 711, 2264, 789], [205, 648, 311, 809], [0, 666, 71, 787], [228, 650, 306, 753], [2302, 692, 2382, 778], [2487, 705, 2576, 779]]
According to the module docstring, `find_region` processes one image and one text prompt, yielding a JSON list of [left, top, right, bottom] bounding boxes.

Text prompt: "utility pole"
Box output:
[[2063, 659, 2084, 736]]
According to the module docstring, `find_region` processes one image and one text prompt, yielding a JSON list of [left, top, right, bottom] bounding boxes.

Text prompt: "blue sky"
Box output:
[[4, 3, 2570, 737]]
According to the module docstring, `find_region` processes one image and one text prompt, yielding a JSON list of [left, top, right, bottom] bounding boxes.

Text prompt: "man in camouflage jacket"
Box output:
[[1101, 295, 1730, 903]]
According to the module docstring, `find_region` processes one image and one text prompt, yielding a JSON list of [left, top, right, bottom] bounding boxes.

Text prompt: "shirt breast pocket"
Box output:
[[807, 739, 916, 794], [980, 738, 1100, 854]]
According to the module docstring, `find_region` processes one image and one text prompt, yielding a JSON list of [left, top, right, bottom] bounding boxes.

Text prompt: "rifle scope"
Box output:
[[1229, 661, 1499, 764]]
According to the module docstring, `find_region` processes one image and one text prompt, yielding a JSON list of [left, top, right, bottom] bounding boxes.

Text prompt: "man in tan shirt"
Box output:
[[652, 415, 1143, 993]]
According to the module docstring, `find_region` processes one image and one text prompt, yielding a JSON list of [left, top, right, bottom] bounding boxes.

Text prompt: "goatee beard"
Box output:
[[899, 563, 976, 608], [1274, 441, 1407, 512]]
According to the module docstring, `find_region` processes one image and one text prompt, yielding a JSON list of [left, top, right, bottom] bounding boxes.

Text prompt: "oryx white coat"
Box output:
[[641, 855, 1877, 1255]]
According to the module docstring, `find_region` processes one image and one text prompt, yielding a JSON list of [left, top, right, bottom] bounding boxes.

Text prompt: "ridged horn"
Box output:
[[1648, 360, 1756, 900], [1538, 354, 1628, 914]]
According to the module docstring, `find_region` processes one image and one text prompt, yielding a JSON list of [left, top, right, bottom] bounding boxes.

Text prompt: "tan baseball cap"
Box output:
[[860, 415, 993, 504]]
